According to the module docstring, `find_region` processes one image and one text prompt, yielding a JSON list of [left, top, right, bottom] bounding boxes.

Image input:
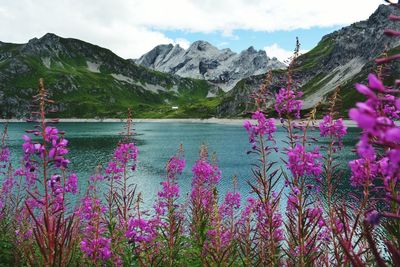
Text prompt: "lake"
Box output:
[[3, 121, 360, 209]]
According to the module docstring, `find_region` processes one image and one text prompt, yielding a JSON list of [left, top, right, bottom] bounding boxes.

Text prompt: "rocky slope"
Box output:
[[134, 41, 285, 91], [217, 4, 400, 117], [0, 33, 223, 118], [1, 4, 397, 119]]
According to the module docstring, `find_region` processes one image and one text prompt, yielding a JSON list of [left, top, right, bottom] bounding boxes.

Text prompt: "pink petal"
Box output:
[[385, 128, 400, 143], [355, 83, 376, 98], [368, 74, 385, 92]]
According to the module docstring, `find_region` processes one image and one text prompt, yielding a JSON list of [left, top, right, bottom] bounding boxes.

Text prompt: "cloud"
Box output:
[[129, 0, 382, 31], [264, 43, 308, 63], [0, 0, 382, 58]]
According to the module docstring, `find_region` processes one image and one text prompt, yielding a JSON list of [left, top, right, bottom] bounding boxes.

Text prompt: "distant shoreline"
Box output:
[[0, 118, 359, 127]]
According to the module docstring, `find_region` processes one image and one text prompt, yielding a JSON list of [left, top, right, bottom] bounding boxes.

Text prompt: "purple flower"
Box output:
[[81, 237, 112, 261], [349, 158, 378, 187], [287, 144, 322, 177], [105, 161, 123, 178], [244, 111, 276, 144], [65, 173, 78, 194], [157, 181, 180, 200], [368, 73, 385, 92], [349, 104, 377, 131], [365, 210, 381, 226], [348, 73, 400, 184], [0, 147, 10, 164], [206, 191, 241, 253], [1, 176, 14, 195], [275, 88, 303, 119], [106, 142, 139, 178], [191, 159, 221, 186], [22, 127, 71, 169], [114, 142, 138, 165], [45, 126, 59, 143], [355, 83, 376, 99], [126, 218, 158, 243], [319, 115, 347, 142], [219, 192, 241, 217], [396, 98, 400, 110], [190, 154, 222, 227], [356, 136, 376, 160], [166, 155, 185, 178], [385, 128, 400, 143], [239, 197, 284, 244], [287, 193, 299, 211], [78, 195, 111, 262]]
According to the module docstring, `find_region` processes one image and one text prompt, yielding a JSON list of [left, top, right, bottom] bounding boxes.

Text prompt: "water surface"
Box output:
[[4, 122, 360, 209]]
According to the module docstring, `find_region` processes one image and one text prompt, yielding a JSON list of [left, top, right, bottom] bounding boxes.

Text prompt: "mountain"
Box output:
[[134, 41, 285, 91], [1, 4, 397, 119], [0, 33, 223, 118], [217, 4, 400, 117]]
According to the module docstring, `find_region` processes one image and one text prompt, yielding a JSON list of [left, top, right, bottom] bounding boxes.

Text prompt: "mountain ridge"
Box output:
[[0, 4, 398, 119], [216, 4, 400, 117], [134, 40, 285, 91], [0, 33, 223, 118]]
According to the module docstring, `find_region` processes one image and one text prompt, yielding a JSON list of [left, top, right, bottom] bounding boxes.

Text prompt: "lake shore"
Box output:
[[0, 118, 359, 127]]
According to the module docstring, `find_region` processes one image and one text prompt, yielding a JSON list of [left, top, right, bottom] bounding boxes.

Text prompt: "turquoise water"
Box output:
[[4, 122, 360, 209]]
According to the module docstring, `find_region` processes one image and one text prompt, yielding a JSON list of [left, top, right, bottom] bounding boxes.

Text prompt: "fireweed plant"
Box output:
[[241, 70, 284, 266], [1, 2, 400, 266], [271, 39, 329, 266], [0, 79, 80, 266], [152, 145, 186, 266]]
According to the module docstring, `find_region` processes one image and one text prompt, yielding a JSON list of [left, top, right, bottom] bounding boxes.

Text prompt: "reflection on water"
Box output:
[[3, 122, 360, 209]]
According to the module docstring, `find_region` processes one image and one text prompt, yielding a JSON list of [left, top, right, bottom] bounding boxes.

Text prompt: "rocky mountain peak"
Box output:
[[135, 44, 175, 67], [135, 40, 285, 91], [370, 4, 394, 23], [319, 4, 399, 62], [23, 33, 67, 57], [27, 33, 60, 44], [245, 46, 256, 53], [218, 4, 400, 117], [187, 40, 216, 52], [18, 33, 120, 64], [0, 33, 223, 118]]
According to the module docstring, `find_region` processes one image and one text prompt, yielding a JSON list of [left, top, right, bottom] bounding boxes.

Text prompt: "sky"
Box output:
[[0, 0, 383, 62]]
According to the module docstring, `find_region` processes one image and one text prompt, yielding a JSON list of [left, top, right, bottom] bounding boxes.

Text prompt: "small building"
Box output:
[[172, 106, 179, 110]]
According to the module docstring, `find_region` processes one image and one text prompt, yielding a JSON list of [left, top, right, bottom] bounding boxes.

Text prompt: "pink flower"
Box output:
[[319, 115, 347, 142], [114, 142, 138, 164], [191, 159, 221, 186], [219, 192, 241, 217], [78, 195, 112, 262], [166, 156, 185, 178], [365, 210, 381, 226], [396, 98, 400, 110], [65, 173, 78, 194], [349, 158, 378, 187], [157, 181, 180, 200], [0, 147, 10, 164], [349, 104, 377, 131], [355, 83, 376, 99], [244, 111, 276, 144], [126, 218, 158, 243], [45, 126, 59, 143], [287, 144, 322, 177], [368, 73, 385, 92], [275, 88, 303, 119]]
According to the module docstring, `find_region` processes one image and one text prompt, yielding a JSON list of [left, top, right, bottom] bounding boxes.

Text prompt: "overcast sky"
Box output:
[[0, 0, 383, 61]]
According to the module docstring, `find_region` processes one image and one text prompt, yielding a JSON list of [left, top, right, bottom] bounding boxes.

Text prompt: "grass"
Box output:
[[295, 37, 335, 72], [0, 42, 223, 118]]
